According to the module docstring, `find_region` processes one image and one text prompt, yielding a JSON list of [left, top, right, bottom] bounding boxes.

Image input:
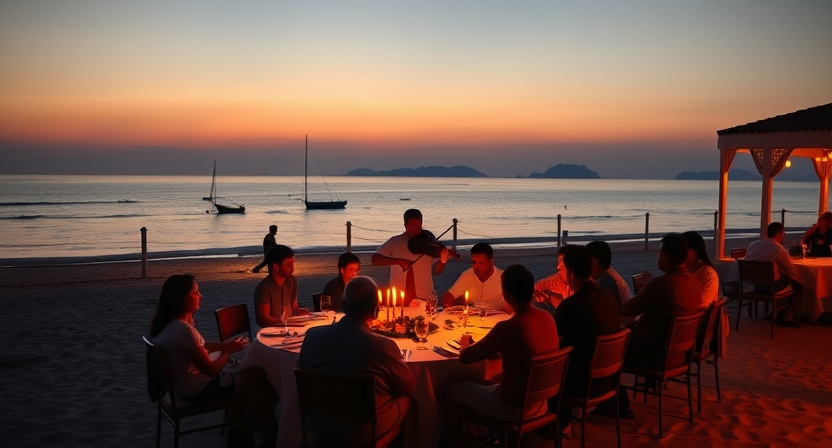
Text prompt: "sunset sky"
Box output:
[[1, 1, 831, 178]]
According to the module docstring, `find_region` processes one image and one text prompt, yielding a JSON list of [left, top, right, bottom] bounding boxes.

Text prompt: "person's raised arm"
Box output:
[[432, 248, 450, 276], [372, 253, 410, 270], [803, 223, 820, 244], [441, 291, 456, 307], [459, 323, 501, 364], [621, 280, 657, 317]]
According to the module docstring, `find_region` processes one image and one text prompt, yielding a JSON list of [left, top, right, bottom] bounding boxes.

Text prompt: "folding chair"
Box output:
[[736, 260, 793, 338]]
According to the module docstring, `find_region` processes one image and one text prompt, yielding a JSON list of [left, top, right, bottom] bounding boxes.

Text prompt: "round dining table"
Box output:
[[239, 306, 510, 448]]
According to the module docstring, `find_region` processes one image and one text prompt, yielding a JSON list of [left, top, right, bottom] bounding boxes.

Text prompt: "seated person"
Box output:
[[745, 222, 801, 327], [150, 274, 277, 446], [441, 242, 505, 311], [586, 241, 631, 309], [802, 211, 832, 257], [445, 264, 559, 428], [254, 245, 309, 328], [297, 276, 415, 446], [533, 245, 574, 308], [555, 246, 620, 426], [682, 231, 719, 309], [321, 252, 361, 311]]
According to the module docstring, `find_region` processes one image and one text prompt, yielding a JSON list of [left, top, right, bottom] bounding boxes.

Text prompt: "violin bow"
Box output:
[[404, 222, 457, 272]]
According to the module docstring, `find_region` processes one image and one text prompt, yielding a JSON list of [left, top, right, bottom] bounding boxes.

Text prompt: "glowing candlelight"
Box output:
[[378, 290, 382, 306], [400, 290, 405, 318], [386, 288, 390, 321]]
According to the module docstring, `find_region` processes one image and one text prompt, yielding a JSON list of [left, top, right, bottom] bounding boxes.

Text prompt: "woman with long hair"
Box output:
[[150, 274, 277, 447], [682, 231, 719, 308]]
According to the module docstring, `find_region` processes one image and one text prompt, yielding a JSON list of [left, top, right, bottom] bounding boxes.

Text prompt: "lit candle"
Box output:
[[392, 287, 397, 321], [465, 291, 469, 307], [386, 289, 390, 321], [378, 290, 382, 308], [400, 290, 405, 318]]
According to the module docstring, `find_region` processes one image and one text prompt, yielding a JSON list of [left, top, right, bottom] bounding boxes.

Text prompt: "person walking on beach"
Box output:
[[371, 209, 449, 305], [150, 274, 278, 447], [252, 225, 278, 273], [254, 244, 309, 328]]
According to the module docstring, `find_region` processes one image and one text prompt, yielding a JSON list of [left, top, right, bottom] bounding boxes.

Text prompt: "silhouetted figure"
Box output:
[[252, 225, 278, 273]]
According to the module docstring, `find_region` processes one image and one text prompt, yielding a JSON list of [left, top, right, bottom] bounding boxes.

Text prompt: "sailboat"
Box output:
[[204, 160, 245, 214], [304, 136, 347, 210]]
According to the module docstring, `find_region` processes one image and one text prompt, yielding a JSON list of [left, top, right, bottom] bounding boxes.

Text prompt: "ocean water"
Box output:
[[0, 175, 826, 261]]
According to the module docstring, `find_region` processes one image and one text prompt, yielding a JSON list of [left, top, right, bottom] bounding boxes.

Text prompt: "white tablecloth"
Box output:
[[725, 258, 830, 320], [240, 308, 508, 448]]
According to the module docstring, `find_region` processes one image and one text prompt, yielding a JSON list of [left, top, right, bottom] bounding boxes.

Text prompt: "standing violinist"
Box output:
[[372, 209, 450, 306]]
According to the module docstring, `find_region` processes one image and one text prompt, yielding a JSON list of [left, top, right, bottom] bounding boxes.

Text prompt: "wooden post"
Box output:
[[713, 210, 719, 255], [781, 209, 786, 225], [140, 227, 148, 279], [346, 221, 352, 253], [562, 230, 568, 245], [644, 213, 650, 251], [452, 218, 458, 251], [557, 214, 562, 247]]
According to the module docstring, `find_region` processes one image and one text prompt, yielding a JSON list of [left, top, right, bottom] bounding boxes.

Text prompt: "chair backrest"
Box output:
[[731, 247, 747, 259], [632, 270, 652, 294], [694, 299, 726, 358], [522, 347, 573, 410], [737, 260, 777, 291], [294, 369, 377, 447], [311, 293, 322, 312], [143, 335, 180, 409], [215, 303, 252, 342], [663, 312, 704, 372], [589, 328, 631, 381]]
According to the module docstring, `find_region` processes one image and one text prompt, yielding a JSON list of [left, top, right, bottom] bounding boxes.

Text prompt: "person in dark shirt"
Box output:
[[802, 211, 832, 257], [321, 252, 361, 311], [252, 225, 278, 273], [555, 246, 621, 428]]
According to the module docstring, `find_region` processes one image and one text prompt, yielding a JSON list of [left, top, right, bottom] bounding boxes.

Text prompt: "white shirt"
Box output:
[[691, 263, 719, 308], [446, 266, 506, 311], [744, 238, 797, 278], [376, 232, 436, 299]]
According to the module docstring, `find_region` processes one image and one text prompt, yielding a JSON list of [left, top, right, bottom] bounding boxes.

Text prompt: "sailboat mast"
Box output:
[[210, 160, 217, 203], [304, 135, 308, 204]]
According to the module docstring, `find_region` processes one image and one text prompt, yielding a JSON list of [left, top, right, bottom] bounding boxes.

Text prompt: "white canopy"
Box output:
[[715, 103, 832, 258]]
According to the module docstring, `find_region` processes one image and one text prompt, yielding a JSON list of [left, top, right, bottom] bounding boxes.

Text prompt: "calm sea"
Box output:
[[0, 175, 825, 261]]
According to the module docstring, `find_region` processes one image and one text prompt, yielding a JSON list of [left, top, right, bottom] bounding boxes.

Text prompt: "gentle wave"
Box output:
[[0, 200, 139, 206], [0, 213, 151, 220]]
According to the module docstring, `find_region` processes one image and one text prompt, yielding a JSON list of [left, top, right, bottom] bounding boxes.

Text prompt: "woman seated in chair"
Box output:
[[445, 264, 559, 432], [150, 274, 277, 447], [683, 231, 720, 309]]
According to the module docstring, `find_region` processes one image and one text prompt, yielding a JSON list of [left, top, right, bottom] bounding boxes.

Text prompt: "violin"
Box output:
[[407, 230, 461, 260]]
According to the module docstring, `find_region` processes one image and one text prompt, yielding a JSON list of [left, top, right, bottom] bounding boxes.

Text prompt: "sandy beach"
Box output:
[[1, 238, 831, 447]]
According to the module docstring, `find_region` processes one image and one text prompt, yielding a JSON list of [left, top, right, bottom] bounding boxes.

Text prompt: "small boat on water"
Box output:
[[304, 135, 347, 210], [204, 160, 245, 214]]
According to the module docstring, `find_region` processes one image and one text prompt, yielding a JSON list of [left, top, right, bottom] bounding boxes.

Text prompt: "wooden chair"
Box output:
[[294, 369, 390, 448], [623, 312, 704, 438], [214, 303, 252, 342], [561, 329, 631, 448], [692, 299, 727, 413], [456, 347, 573, 448], [632, 270, 652, 294], [736, 260, 793, 338], [730, 248, 747, 259], [143, 336, 246, 448]]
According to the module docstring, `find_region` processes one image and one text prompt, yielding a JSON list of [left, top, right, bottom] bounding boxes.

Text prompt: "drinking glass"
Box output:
[[280, 305, 290, 335], [427, 291, 439, 318], [479, 302, 489, 319], [320, 295, 332, 314], [414, 317, 429, 342]]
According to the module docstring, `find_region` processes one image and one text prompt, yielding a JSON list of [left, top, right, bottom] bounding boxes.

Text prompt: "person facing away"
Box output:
[[296, 276, 415, 446], [442, 242, 505, 311], [533, 245, 574, 308], [586, 240, 631, 309], [254, 244, 309, 328], [744, 221, 801, 327], [371, 208, 449, 305], [802, 211, 832, 257], [682, 231, 720, 309], [252, 225, 278, 273], [445, 264, 559, 425], [150, 274, 277, 446], [555, 246, 621, 400], [321, 252, 361, 311]]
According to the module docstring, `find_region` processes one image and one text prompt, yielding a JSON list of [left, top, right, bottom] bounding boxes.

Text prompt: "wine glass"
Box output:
[[427, 291, 439, 318], [478, 302, 490, 319], [320, 295, 332, 315], [414, 317, 429, 342], [280, 305, 290, 335]]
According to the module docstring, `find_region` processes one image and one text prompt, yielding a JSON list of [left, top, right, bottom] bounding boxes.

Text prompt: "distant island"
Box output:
[[675, 168, 760, 181], [346, 165, 488, 177], [525, 164, 600, 179]]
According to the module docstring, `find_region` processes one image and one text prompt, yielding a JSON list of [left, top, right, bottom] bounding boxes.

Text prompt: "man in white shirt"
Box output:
[[744, 222, 801, 327], [442, 242, 505, 310]]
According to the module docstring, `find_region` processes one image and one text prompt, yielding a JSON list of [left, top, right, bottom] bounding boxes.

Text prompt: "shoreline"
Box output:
[[0, 227, 786, 269]]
